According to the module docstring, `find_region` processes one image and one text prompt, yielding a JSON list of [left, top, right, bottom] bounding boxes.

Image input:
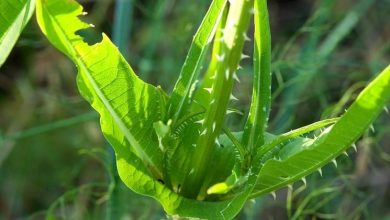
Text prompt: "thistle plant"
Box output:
[[1, 0, 390, 219]]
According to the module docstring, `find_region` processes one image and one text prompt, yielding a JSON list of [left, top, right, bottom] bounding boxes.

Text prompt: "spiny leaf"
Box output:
[[213, 118, 338, 196], [242, 0, 271, 154], [252, 64, 390, 198], [168, 0, 228, 124], [36, 0, 256, 219], [36, 0, 169, 196], [192, 6, 229, 110], [181, 0, 255, 200], [255, 118, 339, 161]]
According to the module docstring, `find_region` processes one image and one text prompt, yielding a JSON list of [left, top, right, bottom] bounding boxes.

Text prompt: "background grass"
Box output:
[[0, 0, 389, 219]]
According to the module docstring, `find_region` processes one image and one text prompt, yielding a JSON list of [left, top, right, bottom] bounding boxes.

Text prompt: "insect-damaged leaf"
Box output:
[[36, 0, 255, 219]]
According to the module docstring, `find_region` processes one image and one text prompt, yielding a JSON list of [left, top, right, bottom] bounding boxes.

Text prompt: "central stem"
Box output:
[[181, 0, 254, 200]]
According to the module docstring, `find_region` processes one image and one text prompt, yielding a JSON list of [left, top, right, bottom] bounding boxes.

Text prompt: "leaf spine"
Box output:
[[317, 168, 323, 177], [203, 87, 213, 94], [370, 124, 375, 133], [233, 72, 240, 82], [195, 119, 204, 125], [230, 94, 239, 101], [240, 54, 250, 60], [189, 80, 199, 98], [301, 177, 307, 187], [270, 191, 276, 200], [249, 7, 255, 14], [352, 143, 357, 152], [216, 54, 225, 62], [226, 110, 234, 115], [243, 32, 251, 41], [332, 159, 337, 168]]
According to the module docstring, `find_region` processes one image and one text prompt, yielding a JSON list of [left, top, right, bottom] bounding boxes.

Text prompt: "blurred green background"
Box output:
[[0, 0, 389, 219]]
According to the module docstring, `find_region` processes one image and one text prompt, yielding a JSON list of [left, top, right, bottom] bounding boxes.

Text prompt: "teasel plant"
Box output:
[[1, 0, 389, 219]]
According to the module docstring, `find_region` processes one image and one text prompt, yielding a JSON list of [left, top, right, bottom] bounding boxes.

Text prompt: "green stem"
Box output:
[[242, 0, 271, 157], [168, 0, 227, 124], [181, 0, 254, 200]]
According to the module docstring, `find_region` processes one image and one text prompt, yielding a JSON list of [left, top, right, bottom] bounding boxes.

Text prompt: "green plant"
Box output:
[[1, 0, 389, 219], [0, 0, 35, 66]]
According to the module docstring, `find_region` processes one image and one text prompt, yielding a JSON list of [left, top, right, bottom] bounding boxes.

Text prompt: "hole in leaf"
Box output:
[[157, 179, 165, 185], [75, 27, 103, 45]]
